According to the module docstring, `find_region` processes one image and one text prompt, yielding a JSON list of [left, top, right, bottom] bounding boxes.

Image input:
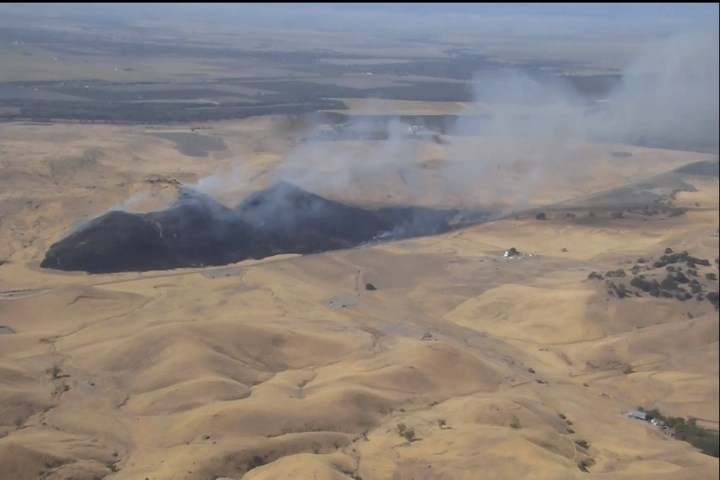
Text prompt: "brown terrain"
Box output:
[[0, 4, 718, 479], [0, 117, 718, 480]]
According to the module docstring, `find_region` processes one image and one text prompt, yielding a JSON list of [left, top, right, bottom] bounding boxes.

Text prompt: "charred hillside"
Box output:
[[41, 181, 492, 274]]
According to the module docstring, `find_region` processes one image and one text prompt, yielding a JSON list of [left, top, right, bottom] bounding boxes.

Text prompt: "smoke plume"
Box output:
[[118, 28, 719, 219]]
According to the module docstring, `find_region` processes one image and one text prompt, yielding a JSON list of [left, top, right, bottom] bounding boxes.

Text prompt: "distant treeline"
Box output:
[[0, 71, 620, 124], [0, 99, 347, 124]]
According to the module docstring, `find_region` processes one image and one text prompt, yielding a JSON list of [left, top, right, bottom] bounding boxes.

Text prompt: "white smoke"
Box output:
[[437, 29, 719, 209], [590, 31, 719, 150], [114, 28, 718, 215], [192, 161, 257, 205]]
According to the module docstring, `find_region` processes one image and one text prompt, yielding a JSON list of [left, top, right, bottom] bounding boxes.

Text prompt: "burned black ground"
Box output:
[[41, 181, 492, 274]]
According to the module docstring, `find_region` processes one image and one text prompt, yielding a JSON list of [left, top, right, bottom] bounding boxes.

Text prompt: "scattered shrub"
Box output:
[[660, 274, 679, 290], [606, 269, 626, 278], [575, 439, 590, 449], [653, 251, 707, 269], [247, 455, 266, 471], [707, 292, 719, 310], [47, 365, 61, 379], [669, 207, 687, 217], [578, 458, 595, 472], [607, 281, 629, 298], [630, 276, 659, 296], [397, 423, 416, 442], [675, 271, 690, 283]]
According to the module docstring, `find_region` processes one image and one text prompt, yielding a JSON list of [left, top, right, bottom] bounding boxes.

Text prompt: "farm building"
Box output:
[[628, 410, 650, 421]]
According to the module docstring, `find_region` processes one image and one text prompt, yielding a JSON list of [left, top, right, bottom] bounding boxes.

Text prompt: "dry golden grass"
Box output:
[[0, 117, 717, 480]]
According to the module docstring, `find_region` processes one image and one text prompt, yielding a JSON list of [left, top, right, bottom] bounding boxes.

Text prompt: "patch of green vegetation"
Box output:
[[642, 408, 719, 458], [0, 98, 347, 123]]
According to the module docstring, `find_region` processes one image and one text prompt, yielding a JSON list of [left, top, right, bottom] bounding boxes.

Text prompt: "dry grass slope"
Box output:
[[0, 118, 717, 480]]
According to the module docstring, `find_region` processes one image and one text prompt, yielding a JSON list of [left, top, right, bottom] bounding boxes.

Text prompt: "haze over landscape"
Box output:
[[0, 3, 718, 480]]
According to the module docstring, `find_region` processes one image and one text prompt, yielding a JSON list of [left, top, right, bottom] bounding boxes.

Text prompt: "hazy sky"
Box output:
[[3, 3, 717, 38]]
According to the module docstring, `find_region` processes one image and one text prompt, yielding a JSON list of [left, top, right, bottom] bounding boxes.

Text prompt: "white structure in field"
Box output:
[[628, 410, 650, 421]]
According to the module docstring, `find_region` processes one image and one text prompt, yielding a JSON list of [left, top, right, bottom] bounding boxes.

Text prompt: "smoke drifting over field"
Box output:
[[139, 27, 718, 249], [98, 24, 718, 221], [265, 29, 719, 210], [592, 31, 719, 151], [459, 30, 719, 150], [43, 23, 719, 273]]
